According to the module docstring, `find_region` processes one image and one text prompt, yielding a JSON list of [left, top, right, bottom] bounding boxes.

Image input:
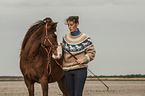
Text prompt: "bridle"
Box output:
[[41, 23, 56, 55], [41, 23, 62, 75]]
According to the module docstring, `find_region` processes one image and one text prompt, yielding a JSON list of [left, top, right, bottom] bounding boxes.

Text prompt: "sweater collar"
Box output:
[[70, 28, 81, 36]]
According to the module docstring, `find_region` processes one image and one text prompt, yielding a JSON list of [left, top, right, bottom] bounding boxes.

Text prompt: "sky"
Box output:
[[0, 0, 145, 76]]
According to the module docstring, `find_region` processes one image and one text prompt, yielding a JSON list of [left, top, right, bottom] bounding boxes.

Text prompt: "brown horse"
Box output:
[[20, 17, 69, 96]]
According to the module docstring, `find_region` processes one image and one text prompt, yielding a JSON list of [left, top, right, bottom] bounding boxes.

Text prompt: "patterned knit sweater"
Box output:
[[62, 32, 96, 71]]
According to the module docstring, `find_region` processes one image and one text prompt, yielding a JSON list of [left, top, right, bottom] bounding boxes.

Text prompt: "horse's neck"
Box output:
[[24, 28, 43, 57], [27, 38, 41, 59]]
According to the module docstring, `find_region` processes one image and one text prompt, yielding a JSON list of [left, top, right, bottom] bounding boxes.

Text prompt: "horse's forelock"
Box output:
[[43, 17, 52, 24]]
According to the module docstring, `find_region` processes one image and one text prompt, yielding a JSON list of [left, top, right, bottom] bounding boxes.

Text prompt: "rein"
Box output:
[[41, 23, 61, 75]]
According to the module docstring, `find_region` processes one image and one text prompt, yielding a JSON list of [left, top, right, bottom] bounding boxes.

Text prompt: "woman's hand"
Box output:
[[76, 59, 84, 64]]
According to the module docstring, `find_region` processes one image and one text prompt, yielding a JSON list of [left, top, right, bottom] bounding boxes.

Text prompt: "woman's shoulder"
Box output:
[[64, 32, 70, 36]]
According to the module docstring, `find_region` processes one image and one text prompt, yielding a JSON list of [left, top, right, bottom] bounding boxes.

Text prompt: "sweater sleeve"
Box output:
[[81, 44, 96, 64]]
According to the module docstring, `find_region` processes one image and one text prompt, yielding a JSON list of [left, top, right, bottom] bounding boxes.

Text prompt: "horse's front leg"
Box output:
[[57, 75, 69, 96], [24, 78, 34, 96], [40, 78, 49, 96]]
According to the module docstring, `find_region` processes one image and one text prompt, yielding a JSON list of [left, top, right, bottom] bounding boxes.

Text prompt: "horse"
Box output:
[[20, 17, 69, 96]]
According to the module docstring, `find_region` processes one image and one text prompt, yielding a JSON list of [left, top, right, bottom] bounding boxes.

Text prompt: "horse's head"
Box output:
[[21, 17, 61, 59], [41, 18, 60, 55]]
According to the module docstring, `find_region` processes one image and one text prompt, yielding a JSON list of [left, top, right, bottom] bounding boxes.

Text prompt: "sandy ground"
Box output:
[[0, 81, 145, 96]]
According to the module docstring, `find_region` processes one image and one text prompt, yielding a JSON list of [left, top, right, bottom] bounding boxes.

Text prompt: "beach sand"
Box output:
[[0, 81, 145, 96]]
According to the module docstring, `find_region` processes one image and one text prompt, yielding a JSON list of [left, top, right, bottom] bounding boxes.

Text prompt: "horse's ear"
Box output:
[[52, 22, 58, 28]]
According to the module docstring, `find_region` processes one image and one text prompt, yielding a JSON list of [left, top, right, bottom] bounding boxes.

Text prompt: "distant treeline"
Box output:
[[88, 74, 145, 78], [0, 74, 145, 79], [0, 76, 23, 79]]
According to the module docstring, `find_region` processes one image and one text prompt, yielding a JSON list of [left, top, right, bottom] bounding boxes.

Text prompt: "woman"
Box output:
[[62, 16, 96, 96]]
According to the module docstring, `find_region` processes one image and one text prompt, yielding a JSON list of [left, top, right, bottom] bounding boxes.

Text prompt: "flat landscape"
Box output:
[[0, 81, 145, 96]]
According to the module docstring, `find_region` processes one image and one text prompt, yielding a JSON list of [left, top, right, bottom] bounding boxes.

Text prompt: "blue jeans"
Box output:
[[64, 68, 87, 96]]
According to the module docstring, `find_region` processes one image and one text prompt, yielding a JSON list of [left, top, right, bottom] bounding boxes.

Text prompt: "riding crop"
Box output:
[[65, 49, 109, 91]]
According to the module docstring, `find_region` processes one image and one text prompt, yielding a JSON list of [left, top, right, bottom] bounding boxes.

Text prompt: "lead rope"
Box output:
[[54, 56, 74, 67], [41, 45, 52, 75]]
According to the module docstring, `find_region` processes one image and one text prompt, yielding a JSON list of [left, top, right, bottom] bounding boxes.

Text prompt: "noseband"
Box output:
[[41, 23, 61, 75]]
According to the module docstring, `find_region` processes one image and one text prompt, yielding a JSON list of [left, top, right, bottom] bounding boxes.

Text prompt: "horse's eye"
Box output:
[[53, 35, 57, 38]]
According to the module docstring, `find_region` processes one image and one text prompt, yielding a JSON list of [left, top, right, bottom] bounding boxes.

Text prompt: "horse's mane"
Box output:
[[21, 18, 53, 50]]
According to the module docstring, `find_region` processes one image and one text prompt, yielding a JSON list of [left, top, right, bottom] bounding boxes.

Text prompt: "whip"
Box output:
[[65, 49, 109, 91]]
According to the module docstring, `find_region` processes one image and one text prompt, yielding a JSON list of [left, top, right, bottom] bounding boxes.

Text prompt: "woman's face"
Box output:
[[67, 21, 78, 32]]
